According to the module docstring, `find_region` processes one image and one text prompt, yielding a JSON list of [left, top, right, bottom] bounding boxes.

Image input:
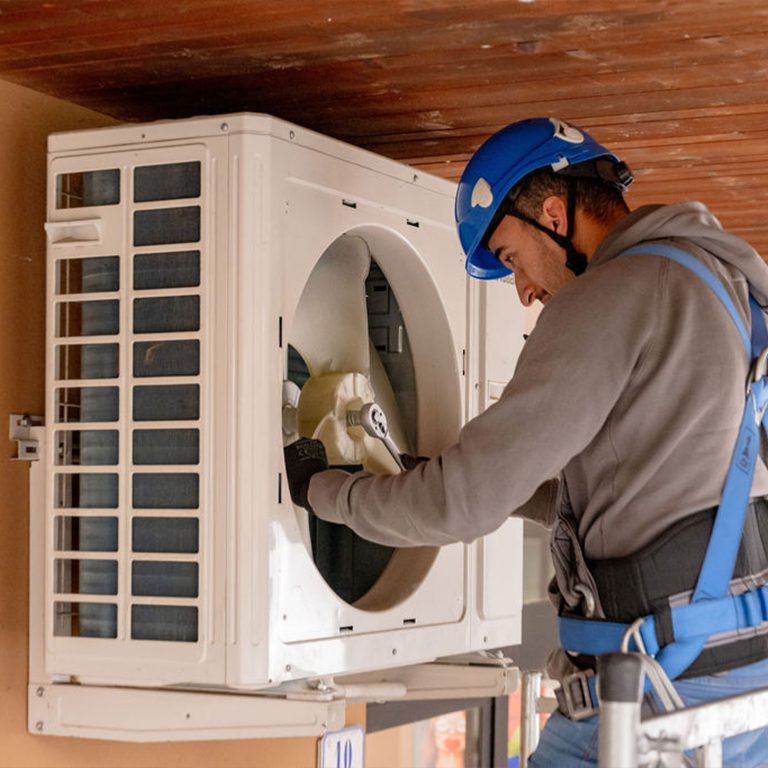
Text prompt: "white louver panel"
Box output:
[[46, 142, 227, 684]]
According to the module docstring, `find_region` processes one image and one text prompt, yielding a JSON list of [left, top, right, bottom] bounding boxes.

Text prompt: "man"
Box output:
[[286, 117, 768, 764]]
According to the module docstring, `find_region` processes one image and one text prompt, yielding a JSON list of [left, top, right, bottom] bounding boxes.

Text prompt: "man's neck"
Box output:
[[575, 208, 630, 263]]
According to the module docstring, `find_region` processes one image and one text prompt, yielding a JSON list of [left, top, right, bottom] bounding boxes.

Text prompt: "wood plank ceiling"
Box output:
[[3, 0, 768, 252]]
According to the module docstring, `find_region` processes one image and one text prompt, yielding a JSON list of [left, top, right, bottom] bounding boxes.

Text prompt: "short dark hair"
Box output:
[[512, 169, 629, 224]]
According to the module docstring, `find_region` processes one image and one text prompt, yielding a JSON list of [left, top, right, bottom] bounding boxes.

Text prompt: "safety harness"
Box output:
[[556, 242, 768, 720]]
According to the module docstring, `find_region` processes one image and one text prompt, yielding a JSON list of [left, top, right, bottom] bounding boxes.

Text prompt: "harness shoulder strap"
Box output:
[[558, 241, 768, 681], [621, 242, 751, 356], [751, 296, 768, 359]]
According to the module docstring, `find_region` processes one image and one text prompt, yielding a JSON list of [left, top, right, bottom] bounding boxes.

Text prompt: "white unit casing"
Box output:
[[40, 113, 523, 700]]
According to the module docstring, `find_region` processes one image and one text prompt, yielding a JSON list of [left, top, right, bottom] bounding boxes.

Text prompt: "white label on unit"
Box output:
[[318, 725, 365, 768]]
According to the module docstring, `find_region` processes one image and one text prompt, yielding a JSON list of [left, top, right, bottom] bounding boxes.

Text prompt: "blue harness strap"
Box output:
[[751, 296, 768, 358], [558, 242, 768, 682]]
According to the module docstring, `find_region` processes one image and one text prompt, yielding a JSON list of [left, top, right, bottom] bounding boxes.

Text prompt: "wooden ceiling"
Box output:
[[3, 0, 768, 252]]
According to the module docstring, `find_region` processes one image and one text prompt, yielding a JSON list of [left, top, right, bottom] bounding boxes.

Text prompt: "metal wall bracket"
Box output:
[[10, 414, 43, 461], [435, 650, 515, 668], [336, 659, 519, 702], [26, 661, 519, 742], [28, 683, 345, 742]]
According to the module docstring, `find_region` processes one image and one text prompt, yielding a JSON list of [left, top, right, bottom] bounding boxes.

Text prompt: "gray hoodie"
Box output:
[[308, 203, 768, 559]]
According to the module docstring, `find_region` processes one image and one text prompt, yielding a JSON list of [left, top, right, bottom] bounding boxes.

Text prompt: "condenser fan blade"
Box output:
[[291, 235, 372, 376]]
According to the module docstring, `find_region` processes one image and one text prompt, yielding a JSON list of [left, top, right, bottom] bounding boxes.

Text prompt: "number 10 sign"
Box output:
[[318, 725, 364, 768]]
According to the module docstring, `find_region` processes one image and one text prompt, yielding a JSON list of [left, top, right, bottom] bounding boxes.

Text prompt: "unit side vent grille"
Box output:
[[52, 159, 205, 645]]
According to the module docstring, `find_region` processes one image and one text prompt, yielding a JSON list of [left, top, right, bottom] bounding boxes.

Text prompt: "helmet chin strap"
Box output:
[[506, 180, 588, 276]]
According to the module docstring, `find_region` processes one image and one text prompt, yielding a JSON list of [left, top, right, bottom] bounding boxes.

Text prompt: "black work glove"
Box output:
[[283, 438, 328, 510], [400, 453, 429, 471]]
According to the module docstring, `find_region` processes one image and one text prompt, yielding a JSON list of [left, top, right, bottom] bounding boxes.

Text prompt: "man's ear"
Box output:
[[540, 195, 569, 235]]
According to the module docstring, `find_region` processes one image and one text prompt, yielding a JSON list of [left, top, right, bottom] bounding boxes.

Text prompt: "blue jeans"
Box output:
[[528, 657, 768, 767]]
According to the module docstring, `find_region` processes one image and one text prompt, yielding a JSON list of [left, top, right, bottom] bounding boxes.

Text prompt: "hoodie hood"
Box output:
[[592, 202, 768, 306]]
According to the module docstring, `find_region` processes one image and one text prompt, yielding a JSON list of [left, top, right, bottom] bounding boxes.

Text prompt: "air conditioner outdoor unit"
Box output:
[[29, 114, 525, 740]]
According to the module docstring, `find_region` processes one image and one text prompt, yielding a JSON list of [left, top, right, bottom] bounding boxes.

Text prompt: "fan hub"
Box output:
[[296, 372, 376, 465]]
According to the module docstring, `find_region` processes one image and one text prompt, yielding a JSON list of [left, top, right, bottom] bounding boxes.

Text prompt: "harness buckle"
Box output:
[[751, 347, 768, 385], [574, 583, 597, 618], [555, 668, 599, 720], [747, 349, 768, 422], [621, 617, 649, 655]]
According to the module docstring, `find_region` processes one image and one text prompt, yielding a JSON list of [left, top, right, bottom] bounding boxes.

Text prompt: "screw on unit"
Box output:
[[35, 687, 44, 698], [35, 721, 43, 732], [220, 122, 230, 132]]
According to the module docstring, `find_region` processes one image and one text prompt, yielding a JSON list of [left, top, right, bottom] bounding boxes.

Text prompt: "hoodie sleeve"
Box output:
[[307, 256, 663, 547]]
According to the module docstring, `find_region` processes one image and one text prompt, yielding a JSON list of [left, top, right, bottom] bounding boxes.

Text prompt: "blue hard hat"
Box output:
[[455, 118, 630, 280]]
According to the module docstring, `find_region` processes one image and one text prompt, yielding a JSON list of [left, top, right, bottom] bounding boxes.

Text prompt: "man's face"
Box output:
[[487, 211, 576, 306]]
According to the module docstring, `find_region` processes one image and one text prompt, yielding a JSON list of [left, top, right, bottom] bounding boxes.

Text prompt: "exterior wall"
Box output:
[[0, 76, 366, 768]]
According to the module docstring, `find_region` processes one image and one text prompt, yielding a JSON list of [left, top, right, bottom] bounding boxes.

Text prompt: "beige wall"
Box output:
[[0, 76, 366, 768]]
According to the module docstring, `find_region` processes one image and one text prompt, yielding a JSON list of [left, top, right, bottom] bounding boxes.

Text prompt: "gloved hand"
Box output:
[[283, 437, 328, 511], [400, 453, 429, 471]]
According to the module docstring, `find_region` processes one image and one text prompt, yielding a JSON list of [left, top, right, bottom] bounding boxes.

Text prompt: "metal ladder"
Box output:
[[519, 670, 557, 768], [598, 653, 768, 767], [518, 661, 768, 767]]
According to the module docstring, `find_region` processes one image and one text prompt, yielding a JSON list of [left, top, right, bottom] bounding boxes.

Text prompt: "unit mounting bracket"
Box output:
[[10, 413, 43, 461]]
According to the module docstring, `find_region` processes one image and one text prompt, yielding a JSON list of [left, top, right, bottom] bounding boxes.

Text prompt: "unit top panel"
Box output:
[[48, 113, 455, 198]]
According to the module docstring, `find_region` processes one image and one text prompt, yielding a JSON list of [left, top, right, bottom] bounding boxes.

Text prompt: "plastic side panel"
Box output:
[[523, 520, 555, 603], [478, 518, 523, 620], [469, 519, 523, 650], [478, 279, 526, 411], [470, 279, 526, 646], [476, 276, 551, 612]]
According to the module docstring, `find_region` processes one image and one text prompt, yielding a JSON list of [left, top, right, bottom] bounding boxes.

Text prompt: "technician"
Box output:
[[285, 117, 768, 765]]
